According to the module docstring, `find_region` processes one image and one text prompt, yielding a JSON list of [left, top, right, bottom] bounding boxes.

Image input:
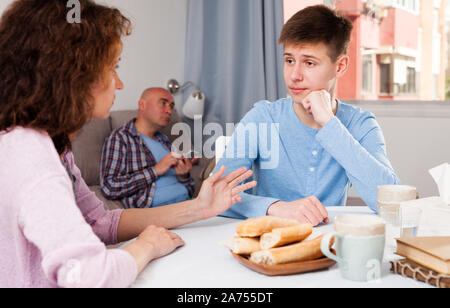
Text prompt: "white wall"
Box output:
[[99, 0, 188, 111], [378, 116, 450, 198], [0, 0, 14, 16], [0, 0, 189, 112], [348, 112, 450, 201]]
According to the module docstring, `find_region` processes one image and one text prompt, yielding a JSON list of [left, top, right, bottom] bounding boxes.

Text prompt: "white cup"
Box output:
[[321, 214, 386, 282], [377, 185, 417, 214]]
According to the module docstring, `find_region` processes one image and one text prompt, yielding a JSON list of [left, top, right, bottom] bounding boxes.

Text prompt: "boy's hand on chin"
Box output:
[[303, 90, 334, 127]]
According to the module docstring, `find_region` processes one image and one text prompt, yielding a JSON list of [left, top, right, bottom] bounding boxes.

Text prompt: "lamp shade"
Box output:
[[182, 92, 205, 120]]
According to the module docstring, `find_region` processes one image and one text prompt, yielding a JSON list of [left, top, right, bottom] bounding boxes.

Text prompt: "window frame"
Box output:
[[345, 99, 450, 117]]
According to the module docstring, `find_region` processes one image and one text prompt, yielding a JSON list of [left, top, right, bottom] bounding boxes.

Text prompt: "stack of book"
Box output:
[[391, 237, 450, 288]]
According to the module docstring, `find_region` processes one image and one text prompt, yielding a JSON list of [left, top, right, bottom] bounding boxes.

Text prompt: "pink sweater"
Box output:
[[0, 127, 137, 288]]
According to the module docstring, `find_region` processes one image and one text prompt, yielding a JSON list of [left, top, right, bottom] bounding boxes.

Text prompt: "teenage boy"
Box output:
[[213, 5, 400, 225]]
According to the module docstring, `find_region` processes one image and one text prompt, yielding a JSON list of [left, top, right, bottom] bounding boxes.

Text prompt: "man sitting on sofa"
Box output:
[[100, 87, 196, 209]]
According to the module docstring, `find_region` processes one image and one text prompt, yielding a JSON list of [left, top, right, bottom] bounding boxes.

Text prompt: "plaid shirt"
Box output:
[[100, 119, 195, 209]]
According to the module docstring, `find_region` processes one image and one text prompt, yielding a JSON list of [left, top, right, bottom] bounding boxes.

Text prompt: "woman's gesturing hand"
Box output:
[[196, 166, 257, 219]]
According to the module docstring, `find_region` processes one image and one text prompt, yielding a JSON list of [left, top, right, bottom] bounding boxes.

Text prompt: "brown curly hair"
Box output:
[[0, 0, 132, 154]]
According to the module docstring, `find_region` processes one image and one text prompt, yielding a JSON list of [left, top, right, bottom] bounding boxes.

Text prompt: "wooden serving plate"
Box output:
[[231, 250, 336, 276]]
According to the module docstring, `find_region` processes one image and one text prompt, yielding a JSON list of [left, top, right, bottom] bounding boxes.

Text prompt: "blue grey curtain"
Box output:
[[183, 0, 285, 127]]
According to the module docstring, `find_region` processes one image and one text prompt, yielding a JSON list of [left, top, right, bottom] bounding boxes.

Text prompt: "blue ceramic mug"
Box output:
[[321, 214, 386, 282]]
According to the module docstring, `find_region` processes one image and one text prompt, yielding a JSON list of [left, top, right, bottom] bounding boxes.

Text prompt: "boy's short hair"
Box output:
[[278, 5, 353, 62]]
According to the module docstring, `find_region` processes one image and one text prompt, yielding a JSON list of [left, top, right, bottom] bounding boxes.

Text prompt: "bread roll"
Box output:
[[236, 216, 300, 237], [249, 235, 333, 265], [220, 236, 261, 255], [260, 224, 313, 250]]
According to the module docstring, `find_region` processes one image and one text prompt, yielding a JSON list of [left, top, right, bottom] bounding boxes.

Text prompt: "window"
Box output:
[[380, 63, 391, 95], [433, 75, 439, 100], [362, 55, 373, 93], [406, 67, 417, 94], [391, 56, 417, 95], [391, 0, 420, 14]]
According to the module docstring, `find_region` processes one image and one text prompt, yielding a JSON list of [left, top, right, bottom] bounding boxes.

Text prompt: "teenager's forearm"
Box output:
[[316, 117, 400, 210], [116, 199, 203, 242], [317, 117, 398, 179]]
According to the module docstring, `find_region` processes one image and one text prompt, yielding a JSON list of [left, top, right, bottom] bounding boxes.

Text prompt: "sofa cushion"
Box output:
[[110, 110, 138, 131], [90, 185, 124, 210], [72, 118, 112, 186], [110, 109, 182, 144]]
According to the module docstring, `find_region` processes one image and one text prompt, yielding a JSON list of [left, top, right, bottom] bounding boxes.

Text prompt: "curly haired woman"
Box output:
[[0, 0, 255, 288]]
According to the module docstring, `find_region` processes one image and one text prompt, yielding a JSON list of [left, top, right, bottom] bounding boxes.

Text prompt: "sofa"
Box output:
[[72, 109, 214, 211]]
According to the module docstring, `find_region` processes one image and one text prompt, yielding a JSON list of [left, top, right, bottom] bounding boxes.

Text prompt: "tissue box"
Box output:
[[400, 197, 450, 236], [429, 163, 450, 205]]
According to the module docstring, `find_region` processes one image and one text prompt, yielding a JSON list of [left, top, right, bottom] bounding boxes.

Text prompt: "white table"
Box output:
[[131, 206, 432, 288]]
